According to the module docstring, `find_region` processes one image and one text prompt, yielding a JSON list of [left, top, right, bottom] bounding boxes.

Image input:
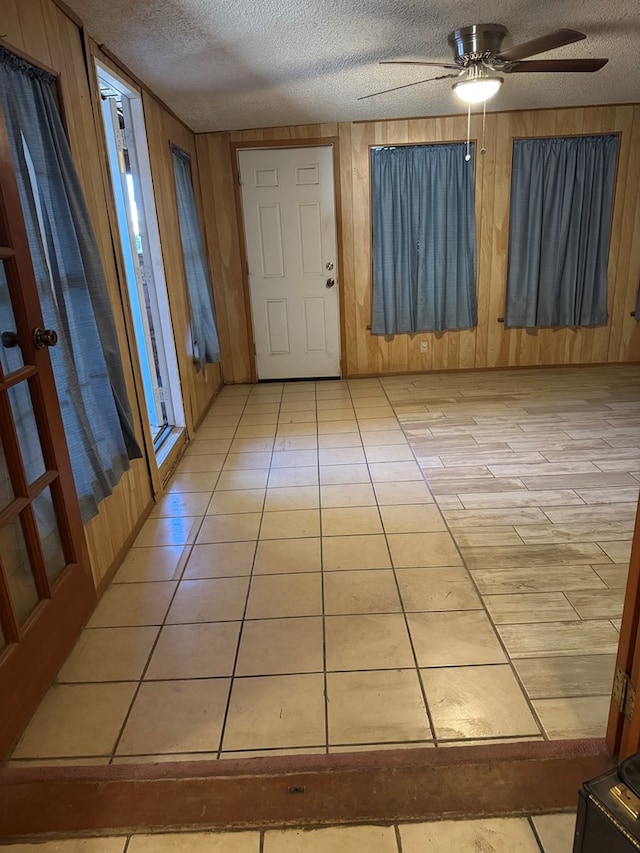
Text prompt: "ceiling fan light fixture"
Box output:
[[452, 67, 503, 104]]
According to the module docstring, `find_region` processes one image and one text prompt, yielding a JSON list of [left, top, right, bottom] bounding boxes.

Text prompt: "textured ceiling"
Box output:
[[63, 0, 640, 132]]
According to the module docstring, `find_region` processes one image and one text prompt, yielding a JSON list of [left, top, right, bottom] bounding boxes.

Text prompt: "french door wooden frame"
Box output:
[[606, 492, 640, 757], [0, 93, 96, 759]]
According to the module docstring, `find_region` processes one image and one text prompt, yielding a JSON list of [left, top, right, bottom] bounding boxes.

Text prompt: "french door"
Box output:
[[0, 105, 95, 758]]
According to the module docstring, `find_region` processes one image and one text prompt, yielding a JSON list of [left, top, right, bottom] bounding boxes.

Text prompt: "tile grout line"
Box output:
[[384, 372, 637, 726], [314, 384, 330, 756], [357, 377, 438, 748], [394, 822, 404, 853], [16, 369, 638, 765], [527, 814, 547, 853], [214, 384, 281, 759], [111, 386, 255, 764], [378, 376, 548, 745]]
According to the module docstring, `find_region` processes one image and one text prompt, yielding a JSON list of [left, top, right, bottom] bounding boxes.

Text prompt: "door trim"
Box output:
[[85, 47, 161, 501], [606, 491, 640, 757], [231, 138, 346, 383]]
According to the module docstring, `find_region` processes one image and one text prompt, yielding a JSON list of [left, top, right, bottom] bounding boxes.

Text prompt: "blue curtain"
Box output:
[[171, 145, 220, 368], [371, 143, 477, 334], [0, 47, 141, 523], [505, 135, 618, 328]]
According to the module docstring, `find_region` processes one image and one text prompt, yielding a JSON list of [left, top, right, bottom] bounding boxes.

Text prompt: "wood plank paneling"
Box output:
[[1, 0, 24, 47], [140, 91, 222, 434], [0, 1, 156, 587], [196, 132, 253, 383], [0, 1, 228, 587], [16, 0, 53, 67], [199, 106, 640, 379], [197, 122, 339, 383], [163, 113, 223, 427], [85, 45, 224, 539]]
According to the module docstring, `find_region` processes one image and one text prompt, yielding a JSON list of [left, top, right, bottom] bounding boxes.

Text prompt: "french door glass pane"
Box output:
[[0, 431, 15, 514], [0, 261, 23, 375], [33, 486, 66, 585], [3, 514, 38, 627], [8, 382, 46, 483]]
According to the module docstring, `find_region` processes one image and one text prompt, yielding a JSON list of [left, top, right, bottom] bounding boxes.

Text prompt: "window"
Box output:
[[505, 134, 618, 328], [171, 145, 220, 368], [97, 62, 185, 457], [0, 47, 140, 522], [370, 142, 477, 335]]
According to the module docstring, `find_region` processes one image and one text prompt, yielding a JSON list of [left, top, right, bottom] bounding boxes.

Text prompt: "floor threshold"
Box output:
[[0, 738, 614, 838]]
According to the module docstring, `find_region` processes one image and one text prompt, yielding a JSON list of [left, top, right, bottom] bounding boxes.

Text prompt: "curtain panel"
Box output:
[[0, 47, 141, 523], [505, 134, 619, 328], [171, 145, 220, 368], [371, 143, 477, 335]]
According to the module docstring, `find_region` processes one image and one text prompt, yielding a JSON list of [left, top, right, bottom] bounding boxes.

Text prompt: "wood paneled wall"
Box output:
[[198, 108, 640, 380], [1, 0, 152, 585], [141, 87, 223, 434], [0, 0, 221, 586], [196, 124, 338, 383]]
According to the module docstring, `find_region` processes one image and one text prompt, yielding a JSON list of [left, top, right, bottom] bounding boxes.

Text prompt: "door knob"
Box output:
[[326, 278, 335, 289], [33, 328, 58, 349]]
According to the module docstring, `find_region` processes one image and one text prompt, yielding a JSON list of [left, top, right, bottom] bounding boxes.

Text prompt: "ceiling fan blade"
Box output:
[[497, 28, 586, 62], [380, 60, 461, 70], [507, 58, 608, 73], [358, 74, 459, 101]]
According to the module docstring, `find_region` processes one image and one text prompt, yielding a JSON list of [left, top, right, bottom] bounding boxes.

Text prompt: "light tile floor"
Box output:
[[0, 813, 578, 852], [7, 366, 640, 764]]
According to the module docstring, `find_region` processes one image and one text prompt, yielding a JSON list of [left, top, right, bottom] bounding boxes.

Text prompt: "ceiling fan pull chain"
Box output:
[[481, 101, 487, 155], [465, 103, 471, 161]]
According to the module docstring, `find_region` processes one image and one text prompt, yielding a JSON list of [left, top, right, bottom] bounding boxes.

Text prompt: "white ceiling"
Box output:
[[63, 0, 640, 133]]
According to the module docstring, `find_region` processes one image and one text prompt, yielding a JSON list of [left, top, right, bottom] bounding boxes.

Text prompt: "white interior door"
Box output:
[[238, 146, 341, 380]]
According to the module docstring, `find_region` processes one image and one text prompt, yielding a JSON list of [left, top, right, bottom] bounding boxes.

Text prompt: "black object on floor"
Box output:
[[575, 753, 640, 851]]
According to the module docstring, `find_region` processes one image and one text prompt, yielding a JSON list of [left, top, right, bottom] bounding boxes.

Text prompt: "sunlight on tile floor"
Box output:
[[8, 366, 640, 764]]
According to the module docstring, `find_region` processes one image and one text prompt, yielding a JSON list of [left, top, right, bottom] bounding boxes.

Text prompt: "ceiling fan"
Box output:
[[360, 24, 608, 104]]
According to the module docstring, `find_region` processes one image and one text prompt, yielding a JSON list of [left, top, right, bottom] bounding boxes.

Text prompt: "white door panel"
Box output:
[[239, 146, 340, 380]]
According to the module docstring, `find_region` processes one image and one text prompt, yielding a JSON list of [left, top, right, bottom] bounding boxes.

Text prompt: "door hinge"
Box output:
[[614, 666, 637, 721], [627, 680, 637, 721], [246, 261, 250, 276], [237, 171, 242, 186]]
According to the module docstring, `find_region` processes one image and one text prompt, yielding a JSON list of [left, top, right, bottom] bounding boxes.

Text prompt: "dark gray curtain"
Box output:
[[505, 134, 618, 328], [171, 145, 220, 368], [0, 47, 141, 523], [371, 143, 477, 334]]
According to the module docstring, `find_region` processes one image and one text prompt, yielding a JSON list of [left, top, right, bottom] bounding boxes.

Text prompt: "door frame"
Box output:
[[94, 59, 186, 462], [606, 491, 640, 757], [231, 138, 346, 383]]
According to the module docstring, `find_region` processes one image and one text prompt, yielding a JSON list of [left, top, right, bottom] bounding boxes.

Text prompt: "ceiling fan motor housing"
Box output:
[[448, 24, 508, 65]]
